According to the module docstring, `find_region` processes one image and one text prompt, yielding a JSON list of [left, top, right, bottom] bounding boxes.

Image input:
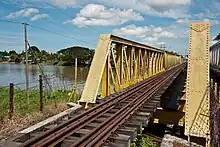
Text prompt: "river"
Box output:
[[0, 63, 89, 92]]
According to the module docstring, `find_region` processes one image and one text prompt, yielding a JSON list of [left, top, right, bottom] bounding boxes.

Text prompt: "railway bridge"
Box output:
[[4, 22, 219, 147]]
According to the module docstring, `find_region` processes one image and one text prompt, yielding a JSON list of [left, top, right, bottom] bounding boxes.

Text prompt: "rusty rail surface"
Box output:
[[19, 63, 185, 147]]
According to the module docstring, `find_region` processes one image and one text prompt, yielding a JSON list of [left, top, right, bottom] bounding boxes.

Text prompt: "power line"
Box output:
[[27, 23, 96, 46], [22, 0, 82, 37], [41, 0, 103, 34], [5, 0, 101, 34], [2, 0, 96, 46], [4, 0, 78, 35], [27, 41, 52, 92], [0, 43, 24, 46], [0, 33, 23, 37], [0, 19, 22, 25]]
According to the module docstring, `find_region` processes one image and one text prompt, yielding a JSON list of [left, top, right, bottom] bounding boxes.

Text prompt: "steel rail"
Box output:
[[25, 69, 168, 147], [75, 64, 184, 146], [87, 64, 184, 146], [21, 63, 184, 147], [51, 69, 165, 146], [21, 68, 166, 147]]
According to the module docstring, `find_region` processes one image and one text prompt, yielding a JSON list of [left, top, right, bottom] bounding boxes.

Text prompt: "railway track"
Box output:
[[15, 63, 185, 147]]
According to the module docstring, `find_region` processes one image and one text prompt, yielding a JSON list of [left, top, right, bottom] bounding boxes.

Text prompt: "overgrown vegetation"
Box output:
[[0, 87, 78, 119], [131, 134, 159, 147]]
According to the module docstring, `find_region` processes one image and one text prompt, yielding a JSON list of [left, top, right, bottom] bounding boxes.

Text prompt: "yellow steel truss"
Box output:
[[79, 34, 181, 105]]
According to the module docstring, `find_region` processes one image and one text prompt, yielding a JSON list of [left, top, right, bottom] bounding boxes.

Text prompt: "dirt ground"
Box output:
[[0, 102, 68, 141]]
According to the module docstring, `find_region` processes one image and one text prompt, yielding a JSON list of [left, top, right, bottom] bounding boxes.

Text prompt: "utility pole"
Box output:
[[23, 22, 29, 105]]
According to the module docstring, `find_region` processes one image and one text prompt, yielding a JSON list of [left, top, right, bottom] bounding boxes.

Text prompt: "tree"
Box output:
[[57, 46, 94, 66], [9, 50, 17, 55], [28, 46, 40, 53]]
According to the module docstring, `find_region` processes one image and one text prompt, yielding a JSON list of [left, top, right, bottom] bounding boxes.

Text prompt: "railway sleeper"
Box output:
[[44, 124, 58, 131], [132, 116, 149, 127], [139, 107, 154, 113], [103, 141, 129, 147], [82, 125, 97, 130], [124, 121, 142, 134], [104, 98, 165, 146], [62, 136, 81, 147], [29, 131, 45, 138], [86, 122, 101, 128], [136, 111, 151, 117], [141, 103, 158, 109], [108, 134, 131, 147], [108, 108, 121, 113], [95, 116, 108, 123], [0, 139, 22, 147], [75, 129, 91, 135], [117, 127, 137, 141], [101, 113, 114, 118]]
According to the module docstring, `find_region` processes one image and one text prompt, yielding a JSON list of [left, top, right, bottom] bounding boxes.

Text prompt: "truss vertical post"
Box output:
[[146, 51, 150, 77], [134, 48, 139, 83], [156, 53, 159, 73], [153, 53, 156, 74], [101, 53, 110, 98], [127, 46, 132, 84], [149, 52, 153, 76], [143, 50, 147, 78], [116, 44, 123, 89]]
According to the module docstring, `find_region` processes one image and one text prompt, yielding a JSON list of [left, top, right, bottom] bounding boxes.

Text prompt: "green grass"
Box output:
[[131, 134, 159, 147], [0, 87, 78, 119]]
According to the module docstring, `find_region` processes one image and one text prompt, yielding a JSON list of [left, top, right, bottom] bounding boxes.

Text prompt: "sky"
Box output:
[[0, 0, 220, 54]]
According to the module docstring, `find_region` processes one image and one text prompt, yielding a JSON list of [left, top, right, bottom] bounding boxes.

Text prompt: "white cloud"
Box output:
[[112, 24, 149, 37], [6, 8, 39, 19], [153, 27, 163, 33], [142, 41, 167, 48], [112, 24, 176, 44], [66, 4, 144, 27], [153, 31, 176, 38], [203, 18, 220, 25], [6, 8, 49, 21], [146, 0, 191, 11], [143, 37, 158, 42], [176, 18, 220, 26], [194, 12, 220, 19], [30, 14, 49, 21], [96, 0, 191, 19], [45, 0, 191, 13], [46, 0, 80, 8], [176, 18, 190, 24]]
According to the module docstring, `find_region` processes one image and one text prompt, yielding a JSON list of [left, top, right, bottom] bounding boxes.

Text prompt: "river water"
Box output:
[[0, 63, 89, 91]]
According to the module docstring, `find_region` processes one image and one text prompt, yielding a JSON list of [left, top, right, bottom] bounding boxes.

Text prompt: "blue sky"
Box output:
[[0, 0, 220, 54]]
